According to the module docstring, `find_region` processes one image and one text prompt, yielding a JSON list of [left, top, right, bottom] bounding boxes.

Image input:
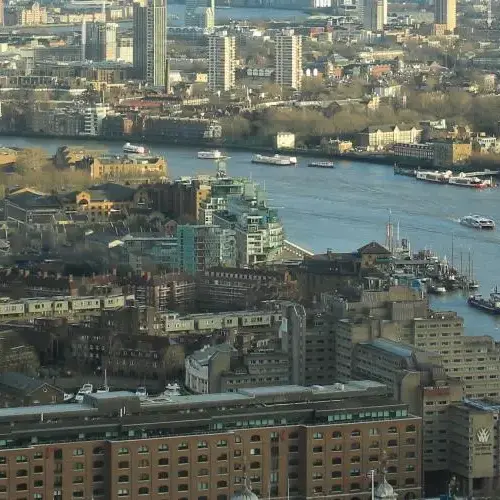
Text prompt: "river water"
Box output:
[[2, 136, 500, 338]]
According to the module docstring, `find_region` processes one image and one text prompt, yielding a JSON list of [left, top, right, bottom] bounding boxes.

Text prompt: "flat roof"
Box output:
[[0, 403, 96, 418], [368, 338, 414, 358]]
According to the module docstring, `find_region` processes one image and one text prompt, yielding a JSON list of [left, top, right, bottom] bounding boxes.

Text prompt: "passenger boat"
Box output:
[[251, 154, 297, 166], [460, 215, 495, 230], [135, 386, 148, 398], [468, 290, 500, 314], [448, 173, 491, 188], [75, 383, 93, 403], [308, 161, 335, 169], [415, 170, 452, 183], [428, 284, 447, 294], [123, 142, 147, 154], [197, 150, 226, 160]]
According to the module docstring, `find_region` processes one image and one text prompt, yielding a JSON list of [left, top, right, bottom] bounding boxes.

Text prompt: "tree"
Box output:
[[15, 148, 51, 175]]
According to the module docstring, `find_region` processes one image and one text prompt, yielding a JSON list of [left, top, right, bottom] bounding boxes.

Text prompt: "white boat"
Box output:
[[136, 386, 148, 398], [460, 215, 495, 230], [448, 173, 491, 189], [123, 142, 147, 154], [75, 383, 93, 403], [163, 383, 181, 397], [251, 154, 297, 166], [429, 285, 447, 294], [198, 150, 225, 159], [415, 170, 452, 183], [63, 392, 74, 402]]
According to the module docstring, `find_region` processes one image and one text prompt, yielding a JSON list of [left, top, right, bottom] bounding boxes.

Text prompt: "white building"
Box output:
[[82, 104, 109, 136], [208, 33, 236, 92], [275, 29, 302, 90]]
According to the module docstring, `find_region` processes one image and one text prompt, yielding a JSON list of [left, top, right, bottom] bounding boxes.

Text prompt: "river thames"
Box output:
[[2, 136, 500, 338]]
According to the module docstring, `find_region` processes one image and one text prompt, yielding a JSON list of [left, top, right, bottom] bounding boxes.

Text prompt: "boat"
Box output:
[[163, 383, 181, 397], [197, 150, 226, 160], [448, 173, 491, 188], [308, 161, 335, 169], [75, 383, 93, 403], [460, 215, 495, 230], [468, 290, 500, 314], [415, 170, 452, 183], [251, 154, 297, 166], [428, 284, 447, 294], [394, 164, 417, 177], [123, 142, 147, 154], [135, 386, 148, 398], [63, 392, 74, 402]]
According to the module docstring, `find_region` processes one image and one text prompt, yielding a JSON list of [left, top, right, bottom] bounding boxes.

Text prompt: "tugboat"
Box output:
[[468, 289, 500, 314]]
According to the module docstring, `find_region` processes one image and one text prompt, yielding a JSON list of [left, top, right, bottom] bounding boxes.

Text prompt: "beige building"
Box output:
[[435, 0, 456, 32], [90, 154, 167, 180], [359, 125, 422, 149], [208, 33, 236, 92], [275, 29, 303, 90], [19, 1, 47, 25]]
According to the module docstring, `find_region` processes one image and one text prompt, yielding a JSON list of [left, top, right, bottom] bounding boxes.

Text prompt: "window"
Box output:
[[73, 491, 84, 498], [93, 475, 104, 483], [93, 460, 104, 469], [178, 470, 189, 478], [312, 459, 323, 467], [313, 432, 323, 439], [350, 456, 361, 464], [387, 466, 397, 474], [332, 431, 342, 439], [93, 447, 104, 455], [16, 456, 28, 463], [178, 456, 189, 464], [312, 446, 323, 453], [250, 435, 261, 442], [199, 482, 209, 491], [350, 468, 361, 477], [312, 472, 323, 480], [138, 446, 149, 454], [118, 475, 129, 483], [73, 476, 84, 484], [138, 487, 149, 495], [289, 432, 298, 439], [387, 440, 398, 447], [178, 441, 189, 450], [158, 444, 169, 452], [117, 489, 129, 497], [289, 445, 299, 453], [351, 442, 361, 450], [197, 441, 208, 449], [158, 486, 169, 494], [217, 453, 228, 461], [351, 430, 361, 437], [178, 484, 189, 492], [198, 455, 208, 463], [332, 457, 342, 465], [138, 459, 149, 468], [73, 449, 84, 456], [388, 427, 398, 434], [350, 483, 361, 492], [217, 480, 228, 488], [198, 468, 209, 476], [406, 425, 416, 433], [16, 483, 28, 491], [406, 465, 415, 472], [73, 463, 84, 471], [332, 471, 342, 478], [54, 449, 63, 460], [332, 444, 342, 452], [118, 447, 129, 455], [139, 473, 149, 481], [250, 461, 260, 470], [16, 469, 28, 477], [34, 480, 43, 487], [34, 494, 43, 499], [369, 455, 378, 462], [0, 457, 5, 464], [406, 438, 416, 445], [406, 478, 415, 486], [217, 440, 228, 447], [158, 458, 169, 466], [250, 448, 260, 456], [118, 461, 129, 469]]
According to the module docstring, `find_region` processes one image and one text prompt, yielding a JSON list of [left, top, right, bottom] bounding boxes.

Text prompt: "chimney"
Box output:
[[43, 272, 48, 278]]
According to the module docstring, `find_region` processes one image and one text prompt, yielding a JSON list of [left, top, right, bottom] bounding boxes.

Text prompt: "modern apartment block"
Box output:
[[84, 22, 118, 62], [363, 0, 387, 31], [208, 33, 236, 92], [133, 0, 167, 86], [0, 382, 422, 500], [275, 29, 302, 90], [435, 0, 456, 31]]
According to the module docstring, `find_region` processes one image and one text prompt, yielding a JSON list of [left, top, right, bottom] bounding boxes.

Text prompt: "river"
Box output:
[[2, 136, 500, 338]]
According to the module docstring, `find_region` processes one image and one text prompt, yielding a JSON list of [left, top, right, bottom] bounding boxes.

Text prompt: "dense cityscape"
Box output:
[[0, 0, 497, 499]]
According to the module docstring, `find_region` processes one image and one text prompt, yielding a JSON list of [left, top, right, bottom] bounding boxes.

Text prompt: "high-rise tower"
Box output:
[[275, 29, 302, 90], [208, 33, 235, 92], [435, 0, 456, 31], [85, 22, 118, 61], [133, 0, 167, 86], [363, 0, 387, 31]]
